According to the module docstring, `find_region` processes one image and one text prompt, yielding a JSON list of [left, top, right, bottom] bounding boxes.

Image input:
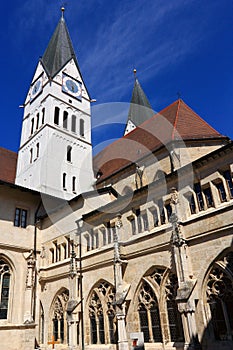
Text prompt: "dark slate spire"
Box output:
[[41, 8, 80, 78], [124, 69, 154, 135]]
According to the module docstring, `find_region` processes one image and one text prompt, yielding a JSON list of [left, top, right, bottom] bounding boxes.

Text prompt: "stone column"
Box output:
[[170, 189, 201, 349], [114, 216, 130, 350], [23, 251, 35, 324]]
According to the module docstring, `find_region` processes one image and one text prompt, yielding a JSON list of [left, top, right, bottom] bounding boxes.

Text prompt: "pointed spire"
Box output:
[[41, 9, 80, 78], [124, 69, 154, 135]]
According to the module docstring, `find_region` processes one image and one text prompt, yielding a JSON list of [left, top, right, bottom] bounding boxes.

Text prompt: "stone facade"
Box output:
[[0, 9, 233, 350]]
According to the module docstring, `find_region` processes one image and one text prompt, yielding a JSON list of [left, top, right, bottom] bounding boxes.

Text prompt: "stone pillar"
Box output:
[[170, 189, 201, 349], [114, 216, 130, 350], [67, 242, 80, 350], [23, 251, 35, 323]]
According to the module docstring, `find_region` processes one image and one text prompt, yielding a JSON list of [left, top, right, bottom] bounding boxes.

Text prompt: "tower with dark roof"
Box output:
[[15, 8, 94, 199], [124, 70, 154, 135]]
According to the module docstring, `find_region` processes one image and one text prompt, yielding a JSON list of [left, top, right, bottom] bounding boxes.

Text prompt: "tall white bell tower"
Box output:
[[15, 8, 94, 199]]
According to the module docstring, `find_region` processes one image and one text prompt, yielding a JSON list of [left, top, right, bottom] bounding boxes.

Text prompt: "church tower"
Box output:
[[15, 8, 94, 199], [124, 69, 154, 135]]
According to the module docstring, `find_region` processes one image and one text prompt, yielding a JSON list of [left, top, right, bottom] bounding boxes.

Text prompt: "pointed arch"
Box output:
[[87, 280, 116, 345], [203, 249, 233, 342], [49, 288, 69, 345], [0, 257, 13, 320], [134, 266, 184, 344]]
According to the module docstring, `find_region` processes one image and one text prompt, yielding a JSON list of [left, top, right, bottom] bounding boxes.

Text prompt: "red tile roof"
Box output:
[[94, 99, 226, 182], [0, 148, 17, 184]]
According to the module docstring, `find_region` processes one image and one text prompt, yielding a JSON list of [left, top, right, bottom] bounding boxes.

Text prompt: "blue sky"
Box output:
[[0, 0, 232, 152]]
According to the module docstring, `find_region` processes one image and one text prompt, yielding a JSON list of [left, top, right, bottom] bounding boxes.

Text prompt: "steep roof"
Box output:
[[41, 14, 80, 78], [0, 148, 17, 184], [125, 78, 154, 131], [94, 99, 227, 182]]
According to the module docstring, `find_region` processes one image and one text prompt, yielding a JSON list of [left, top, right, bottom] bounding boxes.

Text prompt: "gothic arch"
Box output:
[[86, 280, 116, 345], [48, 288, 69, 345], [202, 248, 233, 343], [134, 266, 184, 344], [0, 254, 15, 322]]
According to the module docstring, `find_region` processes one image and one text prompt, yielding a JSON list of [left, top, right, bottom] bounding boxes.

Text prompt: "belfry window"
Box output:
[[63, 111, 68, 129], [67, 146, 72, 162], [42, 108, 45, 125], [0, 260, 11, 319], [80, 119, 84, 136], [54, 107, 60, 125], [71, 115, 76, 133], [36, 113, 40, 129], [31, 118, 34, 135]]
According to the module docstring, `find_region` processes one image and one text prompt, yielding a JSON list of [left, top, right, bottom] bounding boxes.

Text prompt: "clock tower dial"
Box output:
[[30, 74, 43, 102], [62, 73, 82, 101]]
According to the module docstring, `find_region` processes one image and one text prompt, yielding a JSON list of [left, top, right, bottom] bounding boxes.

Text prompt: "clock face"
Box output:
[[30, 75, 43, 101], [62, 73, 82, 101]]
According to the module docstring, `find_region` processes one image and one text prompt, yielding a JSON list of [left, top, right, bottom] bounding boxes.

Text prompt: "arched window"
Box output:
[[137, 268, 183, 344], [88, 281, 116, 345], [80, 119, 84, 137], [42, 108, 45, 125], [67, 146, 72, 162], [206, 251, 233, 341], [63, 111, 68, 129], [54, 107, 60, 125], [71, 115, 76, 133], [138, 281, 162, 342], [36, 113, 40, 130], [0, 260, 11, 319], [31, 118, 34, 135], [63, 173, 67, 190], [50, 290, 69, 344]]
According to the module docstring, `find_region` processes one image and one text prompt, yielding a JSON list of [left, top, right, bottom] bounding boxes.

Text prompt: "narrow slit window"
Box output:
[[36, 113, 40, 129], [72, 176, 76, 192], [31, 118, 34, 135], [71, 115, 76, 133], [36, 143, 40, 158], [30, 148, 33, 163], [80, 119, 84, 136], [54, 107, 60, 125], [67, 146, 72, 162], [63, 173, 67, 190], [42, 108, 45, 124], [203, 187, 214, 208], [63, 111, 68, 129]]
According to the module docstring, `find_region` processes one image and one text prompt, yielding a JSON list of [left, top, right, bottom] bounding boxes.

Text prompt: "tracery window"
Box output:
[[137, 268, 184, 344], [88, 281, 116, 345], [206, 251, 233, 341], [0, 260, 11, 319], [51, 290, 69, 344], [138, 281, 162, 342]]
